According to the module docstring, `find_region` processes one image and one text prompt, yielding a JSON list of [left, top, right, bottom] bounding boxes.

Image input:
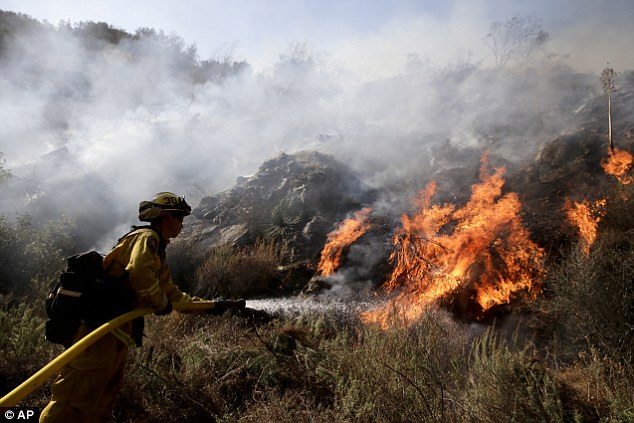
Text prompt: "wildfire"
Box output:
[[602, 148, 633, 185], [362, 154, 545, 327], [566, 147, 631, 255], [564, 198, 606, 255], [317, 207, 373, 276]]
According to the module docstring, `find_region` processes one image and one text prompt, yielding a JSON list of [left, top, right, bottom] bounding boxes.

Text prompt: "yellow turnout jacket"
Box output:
[[102, 227, 192, 346]]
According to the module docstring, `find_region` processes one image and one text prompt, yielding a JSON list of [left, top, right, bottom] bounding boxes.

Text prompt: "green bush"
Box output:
[[0, 294, 59, 406], [0, 208, 77, 405], [462, 328, 566, 422], [0, 214, 75, 296], [547, 229, 634, 363], [334, 310, 468, 422], [600, 358, 634, 422]]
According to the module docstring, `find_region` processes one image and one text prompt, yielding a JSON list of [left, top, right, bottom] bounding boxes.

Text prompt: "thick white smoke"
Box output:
[[0, 7, 631, 249]]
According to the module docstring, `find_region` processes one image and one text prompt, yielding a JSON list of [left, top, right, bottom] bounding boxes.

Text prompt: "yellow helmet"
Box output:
[[138, 192, 192, 222]]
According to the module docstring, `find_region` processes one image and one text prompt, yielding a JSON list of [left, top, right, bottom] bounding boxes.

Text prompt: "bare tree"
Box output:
[[0, 152, 10, 186], [601, 66, 617, 153], [484, 15, 549, 69]]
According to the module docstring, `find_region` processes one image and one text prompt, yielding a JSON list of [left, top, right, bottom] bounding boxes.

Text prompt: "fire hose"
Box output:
[[0, 301, 232, 407]]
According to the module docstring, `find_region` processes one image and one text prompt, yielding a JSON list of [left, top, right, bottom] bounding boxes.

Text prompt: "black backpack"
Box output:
[[45, 251, 135, 347]]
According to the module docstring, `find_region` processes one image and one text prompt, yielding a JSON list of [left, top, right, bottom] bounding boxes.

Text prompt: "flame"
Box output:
[[564, 198, 606, 255], [602, 148, 633, 185], [566, 148, 631, 255], [317, 207, 373, 276], [362, 154, 545, 327]]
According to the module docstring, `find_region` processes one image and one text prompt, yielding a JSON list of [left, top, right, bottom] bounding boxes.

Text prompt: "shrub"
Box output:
[[600, 358, 634, 422], [0, 214, 75, 296], [194, 239, 288, 298], [462, 328, 566, 422], [117, 311, 341, 422], [333, 308, 468, 422], [547, 229, 634, 363], [0, 294, 59, 406], [555, 348, 634, 422]]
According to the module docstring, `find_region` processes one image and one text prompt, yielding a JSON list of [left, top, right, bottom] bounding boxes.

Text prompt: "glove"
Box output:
[[207, 299, 246, 315], [154, 301, 173, 316]]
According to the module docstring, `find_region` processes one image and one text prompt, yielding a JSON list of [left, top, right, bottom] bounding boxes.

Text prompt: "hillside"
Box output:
[[0, 9, 633, 422]]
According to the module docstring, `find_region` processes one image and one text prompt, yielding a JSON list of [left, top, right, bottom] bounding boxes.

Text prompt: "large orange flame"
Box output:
[[564, 198, 606, 255], [602, 148, 633, 185], [362, 154, 545, 327], [317, 207, 373, 276]]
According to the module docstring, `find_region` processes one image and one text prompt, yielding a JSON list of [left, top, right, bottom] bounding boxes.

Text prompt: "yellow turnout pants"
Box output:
[[39, 326, 129, 423]]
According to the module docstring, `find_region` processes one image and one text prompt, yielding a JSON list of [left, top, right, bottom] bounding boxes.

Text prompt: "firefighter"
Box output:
[[40, 192, 240, 423]]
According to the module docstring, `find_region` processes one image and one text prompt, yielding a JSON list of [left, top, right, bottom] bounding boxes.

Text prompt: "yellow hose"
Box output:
[[0, 301, 218, 407]]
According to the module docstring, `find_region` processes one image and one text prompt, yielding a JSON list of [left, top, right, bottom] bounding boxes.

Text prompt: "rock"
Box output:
[[180, 150, 376, 261]]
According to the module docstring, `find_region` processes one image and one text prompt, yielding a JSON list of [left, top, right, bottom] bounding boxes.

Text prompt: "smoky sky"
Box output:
[[0, 8, 630, 250]]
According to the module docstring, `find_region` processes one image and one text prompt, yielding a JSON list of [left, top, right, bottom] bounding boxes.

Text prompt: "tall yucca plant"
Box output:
[[601, 66, 617, 153]]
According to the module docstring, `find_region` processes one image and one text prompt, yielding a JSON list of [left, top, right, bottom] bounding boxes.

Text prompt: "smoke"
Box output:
[[0, 8, 631, 250]]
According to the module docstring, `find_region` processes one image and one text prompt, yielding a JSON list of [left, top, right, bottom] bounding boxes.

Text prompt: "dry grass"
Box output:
[[0, 290, 632, 422], [194, 239, 288, 298], [106, 305, 634, 423]]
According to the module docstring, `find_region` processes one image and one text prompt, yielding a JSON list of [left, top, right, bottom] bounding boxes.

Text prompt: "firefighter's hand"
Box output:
[[154, 301, 173, 316], [207, 299, 246, 315]]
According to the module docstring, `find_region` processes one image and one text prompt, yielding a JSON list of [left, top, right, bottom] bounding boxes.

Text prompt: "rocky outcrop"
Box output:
[[179, 150, 376, 261]]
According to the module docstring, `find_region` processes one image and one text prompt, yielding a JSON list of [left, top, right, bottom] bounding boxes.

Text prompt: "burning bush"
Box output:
[[362, 154, 545, 325], [317, 207, 374, 277], [602, 147, 634, 185]]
